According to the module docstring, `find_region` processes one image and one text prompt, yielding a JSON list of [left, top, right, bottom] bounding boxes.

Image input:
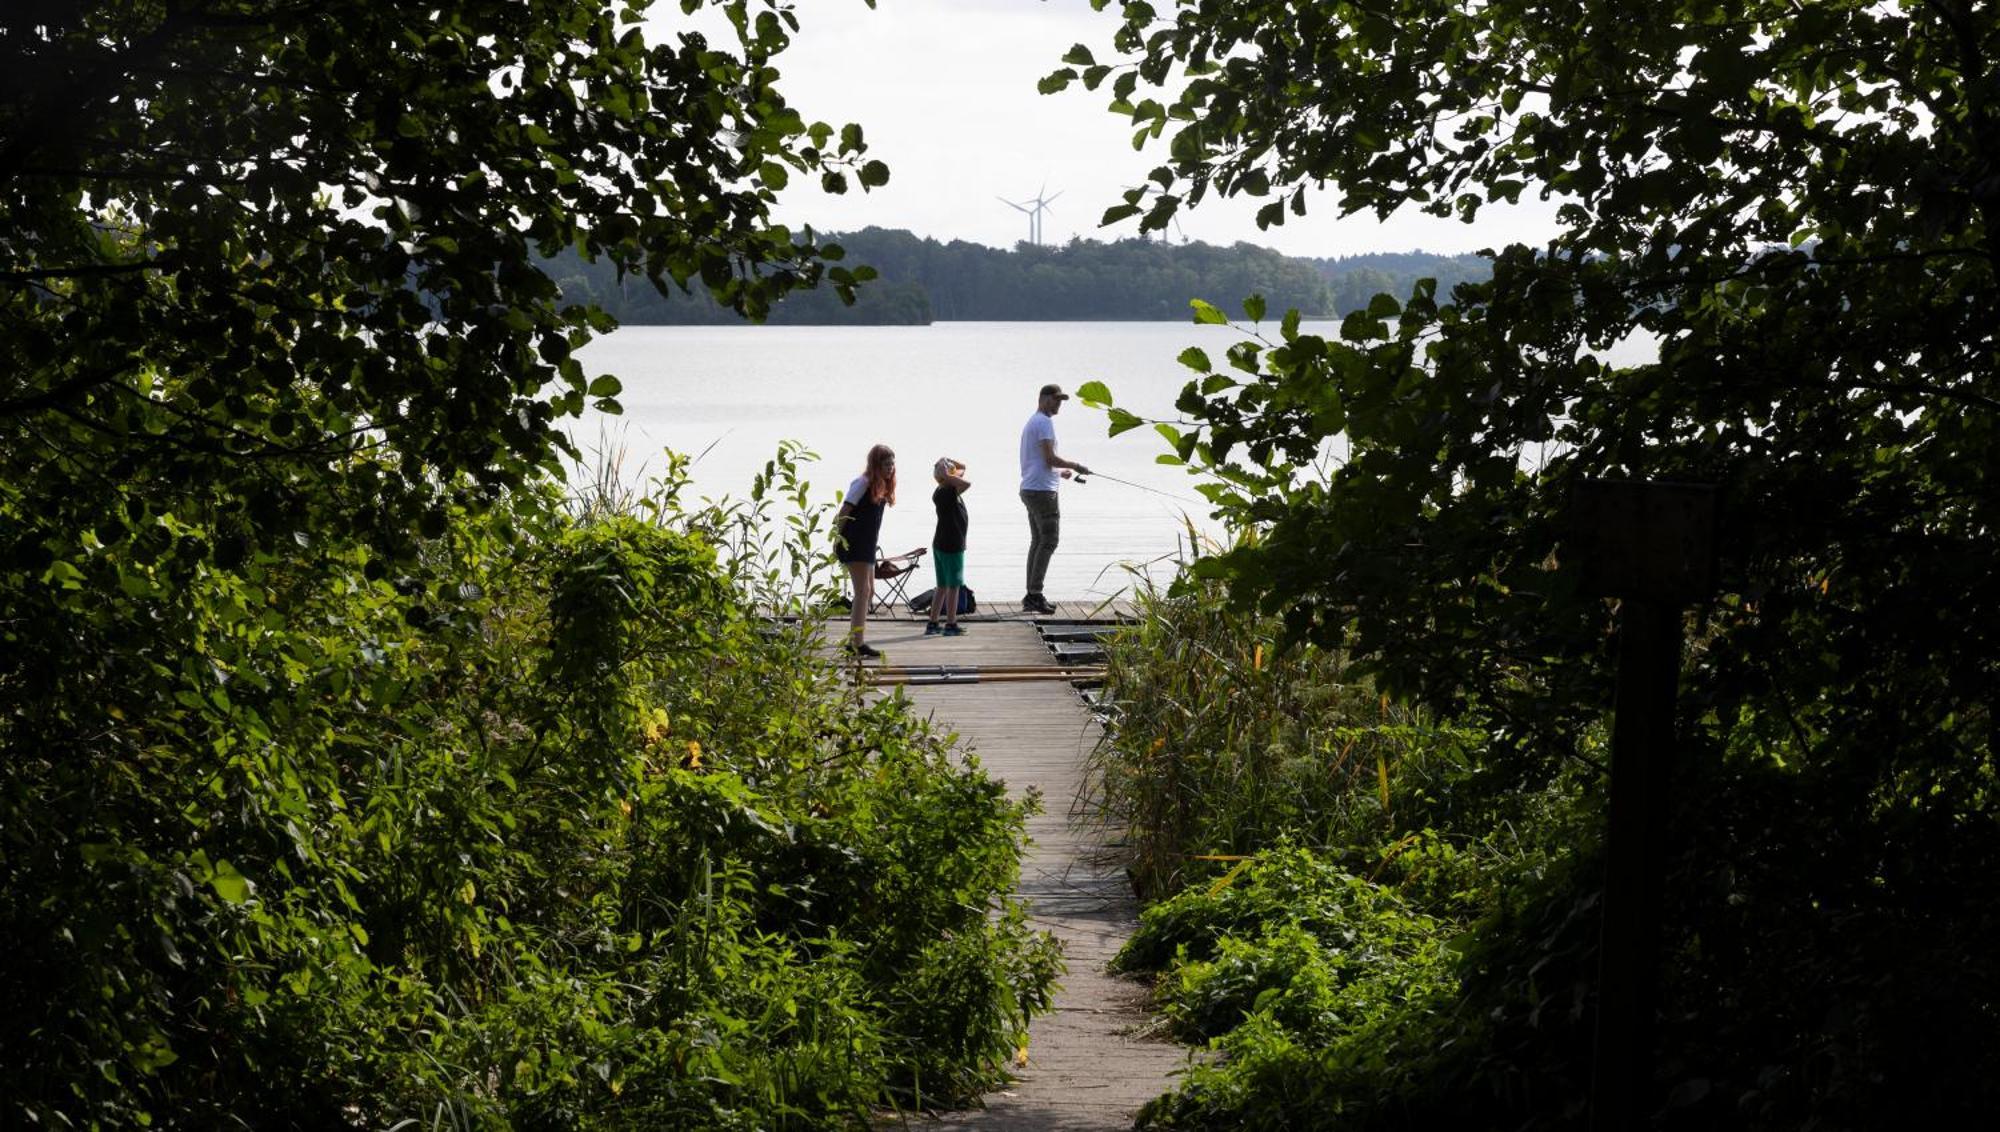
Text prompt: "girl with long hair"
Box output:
[[833, 444, 896, 657]]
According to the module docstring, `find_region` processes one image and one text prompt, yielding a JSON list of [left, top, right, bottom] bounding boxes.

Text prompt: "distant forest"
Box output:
[[544, 228, 1492, 326]]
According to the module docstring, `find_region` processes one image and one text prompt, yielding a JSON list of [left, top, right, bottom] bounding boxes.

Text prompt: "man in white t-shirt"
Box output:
[[1017, 383, 1090, 615]]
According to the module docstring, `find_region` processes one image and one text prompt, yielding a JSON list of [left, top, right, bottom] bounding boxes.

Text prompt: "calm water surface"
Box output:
[[574, 322, 1240, 602]]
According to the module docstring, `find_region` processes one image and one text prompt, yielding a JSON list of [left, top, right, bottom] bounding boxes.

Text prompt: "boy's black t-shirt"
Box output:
[[932, 483, 968, 553]]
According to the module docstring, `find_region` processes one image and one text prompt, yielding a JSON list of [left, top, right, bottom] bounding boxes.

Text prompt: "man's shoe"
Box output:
[[843, 640, 881, 659], [941, 625, 966, 637], [1022, 594, 1055, 615], [923, 622, 943, 636]]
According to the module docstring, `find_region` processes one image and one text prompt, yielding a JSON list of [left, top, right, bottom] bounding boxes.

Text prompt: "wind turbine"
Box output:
[[998, 195, 1037, 246], [1029, 185, 1062, 245], [999, 184, 1064, 246]]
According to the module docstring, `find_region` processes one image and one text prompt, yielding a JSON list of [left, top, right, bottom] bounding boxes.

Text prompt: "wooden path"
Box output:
[[852, 602, 1186, 1131]]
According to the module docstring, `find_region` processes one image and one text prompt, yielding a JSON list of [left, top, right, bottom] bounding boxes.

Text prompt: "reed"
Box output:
[[1086, 546, 1481, 900]]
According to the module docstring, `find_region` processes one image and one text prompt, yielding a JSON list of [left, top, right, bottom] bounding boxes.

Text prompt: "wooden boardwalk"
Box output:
[[853, 602, 1186, 1131]]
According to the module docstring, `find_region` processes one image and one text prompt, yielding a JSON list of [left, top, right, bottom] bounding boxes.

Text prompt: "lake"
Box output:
[[573, 322, 1239, 603]]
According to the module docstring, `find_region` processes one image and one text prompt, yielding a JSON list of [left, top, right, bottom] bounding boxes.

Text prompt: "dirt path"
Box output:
[[861, 611, 1186, 1130]]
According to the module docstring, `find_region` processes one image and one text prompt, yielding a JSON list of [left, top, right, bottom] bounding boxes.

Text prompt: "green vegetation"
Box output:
[[1098, 557, 2000, 1127], [546, 241, 935, 326], [1301, 253, 1492, 326], [2, 1, 1060, 1125], [1064, 0, 2000, 1124], [2, 442, 1060, 1127], [1092, 574, 1605, 1127], [550, 228, 1359, 323]]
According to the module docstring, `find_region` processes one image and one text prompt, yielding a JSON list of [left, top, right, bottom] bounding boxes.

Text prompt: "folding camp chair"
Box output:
[[871, 547, 927, 615]]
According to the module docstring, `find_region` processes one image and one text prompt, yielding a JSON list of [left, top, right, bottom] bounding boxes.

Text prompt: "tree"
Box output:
[[1061, 0, 2000, 1121], [2, 0, 885, 559], [1, 1, 914, 1122]]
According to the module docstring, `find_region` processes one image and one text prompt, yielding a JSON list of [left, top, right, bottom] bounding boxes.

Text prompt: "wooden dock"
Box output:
[[850, 602, 1186, 1130]]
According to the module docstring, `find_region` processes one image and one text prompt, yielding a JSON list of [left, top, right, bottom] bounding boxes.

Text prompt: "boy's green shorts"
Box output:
[[932, 550, 965, 588]]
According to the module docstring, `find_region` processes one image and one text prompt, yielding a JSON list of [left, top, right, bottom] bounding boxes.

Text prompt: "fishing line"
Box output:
[[1074, 471, 1206, 506]]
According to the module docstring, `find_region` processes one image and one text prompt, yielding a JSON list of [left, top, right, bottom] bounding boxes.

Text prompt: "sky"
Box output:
[[652, 0, 1563, 258]]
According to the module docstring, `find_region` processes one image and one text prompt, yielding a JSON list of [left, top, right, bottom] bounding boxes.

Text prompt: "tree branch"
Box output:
[[0, 364, 130, 419], [0, 256, 176, 285]]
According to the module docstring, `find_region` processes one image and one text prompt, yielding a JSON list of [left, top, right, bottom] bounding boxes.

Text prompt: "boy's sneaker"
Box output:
[[941, 625, 967, 637], [923, 622, 943, 636]]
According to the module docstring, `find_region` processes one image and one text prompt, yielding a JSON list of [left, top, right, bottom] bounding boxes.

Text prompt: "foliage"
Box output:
[[1062, 0, 2000, 1123], [1087, 568, 1485, 900], [1302, 252, 1492, 319], [1116, 851, 1463, 1130], [0, 447, 1060, 1127], [546, 242, 933, 325], [0, 3, 1067, 1125], [1090, 573, 1614, 1127], [2, 0, 885, 565]]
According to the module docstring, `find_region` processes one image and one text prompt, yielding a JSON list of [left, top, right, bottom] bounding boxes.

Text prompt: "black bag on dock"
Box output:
[[907, 586, 976, 615]]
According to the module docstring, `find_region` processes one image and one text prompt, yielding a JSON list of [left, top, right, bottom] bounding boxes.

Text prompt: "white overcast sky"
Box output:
[[652, 0, 1561, 258]]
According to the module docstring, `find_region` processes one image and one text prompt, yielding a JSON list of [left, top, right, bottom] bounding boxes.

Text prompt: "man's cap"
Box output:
[[1039, 383, 1070, 400]]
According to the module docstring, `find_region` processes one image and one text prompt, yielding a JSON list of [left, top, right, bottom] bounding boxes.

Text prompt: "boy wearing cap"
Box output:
[[926, 457, 971, 636], [1017, 383, 1090, 616]]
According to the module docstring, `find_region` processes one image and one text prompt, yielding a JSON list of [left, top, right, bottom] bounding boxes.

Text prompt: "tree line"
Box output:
[[547, 228, 1492, 325]]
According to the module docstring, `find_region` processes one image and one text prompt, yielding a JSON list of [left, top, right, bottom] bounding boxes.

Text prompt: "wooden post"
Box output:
[[1570, 480, 1716, 1132]]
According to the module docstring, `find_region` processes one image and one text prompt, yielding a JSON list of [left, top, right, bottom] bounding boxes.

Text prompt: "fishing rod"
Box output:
[[869, 664, 1105, 677], [861, 666, 1106, 686], [1072, 470, 1205, 506]]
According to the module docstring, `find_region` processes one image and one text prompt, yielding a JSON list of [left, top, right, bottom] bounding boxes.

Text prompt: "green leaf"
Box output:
[[1190, 298, 1228, 325], [1177, 347, 1213, 372], [209, 860, 254, 904], [1076, 379, 1114, 407], [1243, 294, 1266, 322]]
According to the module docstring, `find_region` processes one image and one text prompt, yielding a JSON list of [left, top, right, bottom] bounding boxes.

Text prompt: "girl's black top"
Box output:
[[838, 476, 885, 563]]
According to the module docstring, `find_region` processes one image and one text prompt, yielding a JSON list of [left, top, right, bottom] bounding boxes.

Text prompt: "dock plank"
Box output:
[[857, 614, 1183, 1131]]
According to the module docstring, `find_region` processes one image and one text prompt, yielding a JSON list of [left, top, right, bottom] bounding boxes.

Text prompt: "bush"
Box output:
[[1092, 562, 2000, 1128], [0, 448, 1059, 1128]]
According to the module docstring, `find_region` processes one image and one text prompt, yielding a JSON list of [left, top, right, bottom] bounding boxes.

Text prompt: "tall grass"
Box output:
[[1086, 548, 1609, 1128], [1088, 561, 1483, 900], [569, 433, 844, 615]]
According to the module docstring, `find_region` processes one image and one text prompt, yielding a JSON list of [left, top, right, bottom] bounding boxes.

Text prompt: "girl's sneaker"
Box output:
[[941, 625, 967, 637], [923, 622, 943, 636]]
